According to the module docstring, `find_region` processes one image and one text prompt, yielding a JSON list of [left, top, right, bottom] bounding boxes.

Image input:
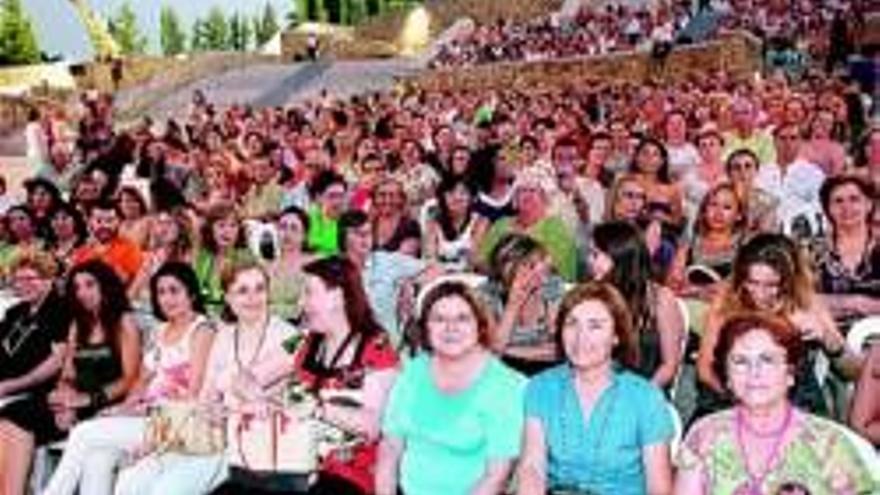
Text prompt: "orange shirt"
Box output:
[[71, 237, 144, 285]]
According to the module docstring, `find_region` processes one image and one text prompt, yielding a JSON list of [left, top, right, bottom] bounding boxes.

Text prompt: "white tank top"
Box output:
[[436, 216, 476, 271]]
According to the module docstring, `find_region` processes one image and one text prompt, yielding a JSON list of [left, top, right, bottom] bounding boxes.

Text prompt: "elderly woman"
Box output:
[[479, 166, 578, 281], [517, 282, 674, 495], [376, 281, 525, 495], [696, 233, 861, 419], [676, 313, 874, 494], [812, 175, 880, 327]]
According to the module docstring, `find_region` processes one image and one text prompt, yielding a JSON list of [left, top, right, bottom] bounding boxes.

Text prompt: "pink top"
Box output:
[[142, 315, 209, 402]]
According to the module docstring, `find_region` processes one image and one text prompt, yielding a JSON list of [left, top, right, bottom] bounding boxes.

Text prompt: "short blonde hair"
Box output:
[[9, 249, 58, 279]]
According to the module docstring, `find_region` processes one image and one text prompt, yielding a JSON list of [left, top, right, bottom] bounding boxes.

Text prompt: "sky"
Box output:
[[23, 0, 293, 62]]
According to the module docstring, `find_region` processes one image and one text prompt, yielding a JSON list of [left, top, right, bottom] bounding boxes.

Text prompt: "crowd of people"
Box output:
[[0, 7, 878, 493], [430, 0, 869, 72], [430, 0, 692, 67]]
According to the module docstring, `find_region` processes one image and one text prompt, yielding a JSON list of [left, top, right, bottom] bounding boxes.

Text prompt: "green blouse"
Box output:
[[678, 408, 876, 495]]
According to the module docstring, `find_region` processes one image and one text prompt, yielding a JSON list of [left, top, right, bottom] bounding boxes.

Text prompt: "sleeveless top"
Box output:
[[142, 315, 209, 402], [291, 332, 398, 493], [436, 216, 477, 271], [72, 341, 123, 418], [687, 234, 740, 280]]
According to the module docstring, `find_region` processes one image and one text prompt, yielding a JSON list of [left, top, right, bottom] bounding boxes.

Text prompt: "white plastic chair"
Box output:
[[669, 298, 691, 402], [847, 316, 880, 355]]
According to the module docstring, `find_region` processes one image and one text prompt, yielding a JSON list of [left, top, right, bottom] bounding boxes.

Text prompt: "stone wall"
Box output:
[[406, 31, 762, 92]]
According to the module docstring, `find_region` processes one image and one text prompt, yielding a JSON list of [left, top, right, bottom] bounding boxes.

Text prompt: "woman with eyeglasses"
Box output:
[[376, 281, 525, 495], [0, 252, 71, 495], [695, 233, 861, 419], [676, 313, 874, 494], [850, 338, 880, 446]]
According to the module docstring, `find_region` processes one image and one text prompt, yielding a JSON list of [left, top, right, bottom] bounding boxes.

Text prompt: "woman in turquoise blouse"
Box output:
[[517, 282, 675, 495], [376, 281, 526, 495]]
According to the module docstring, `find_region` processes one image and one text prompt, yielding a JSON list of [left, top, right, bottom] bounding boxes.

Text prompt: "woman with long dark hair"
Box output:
[[44, 262, 215, 495], [0, 260, 141, 495], [629, 137, 684, 227], [591, 221, 684, 388], [424, 174, 489, 271], [696, 234, 860, 419]]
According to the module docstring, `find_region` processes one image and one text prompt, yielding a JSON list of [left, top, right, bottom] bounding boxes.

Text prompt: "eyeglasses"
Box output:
[[727, 352, 787, 374], [12, 274, 44, 285], [428, 313, 476, 328]]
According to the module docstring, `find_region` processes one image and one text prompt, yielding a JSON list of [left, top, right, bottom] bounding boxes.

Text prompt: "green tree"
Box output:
[[227, 11, 252, 51], [0, 0, 40, 65], [254, 2, 280, 46], [202, 6, 229, 50], [365, 0, 384, 16], [109, 1, 147, 54], [190, 18, 205, 51], [347, 0, 366, 24], [159, 5, 186, 55], [325, 0, 341, 24]]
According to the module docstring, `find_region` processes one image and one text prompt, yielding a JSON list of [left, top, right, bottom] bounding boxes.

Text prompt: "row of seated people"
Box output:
[[0, 240, 877, 495]]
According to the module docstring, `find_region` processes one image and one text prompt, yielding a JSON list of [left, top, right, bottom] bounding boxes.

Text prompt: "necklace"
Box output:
[[734, 404, 794, 494], [234, 317, 270, 372]]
